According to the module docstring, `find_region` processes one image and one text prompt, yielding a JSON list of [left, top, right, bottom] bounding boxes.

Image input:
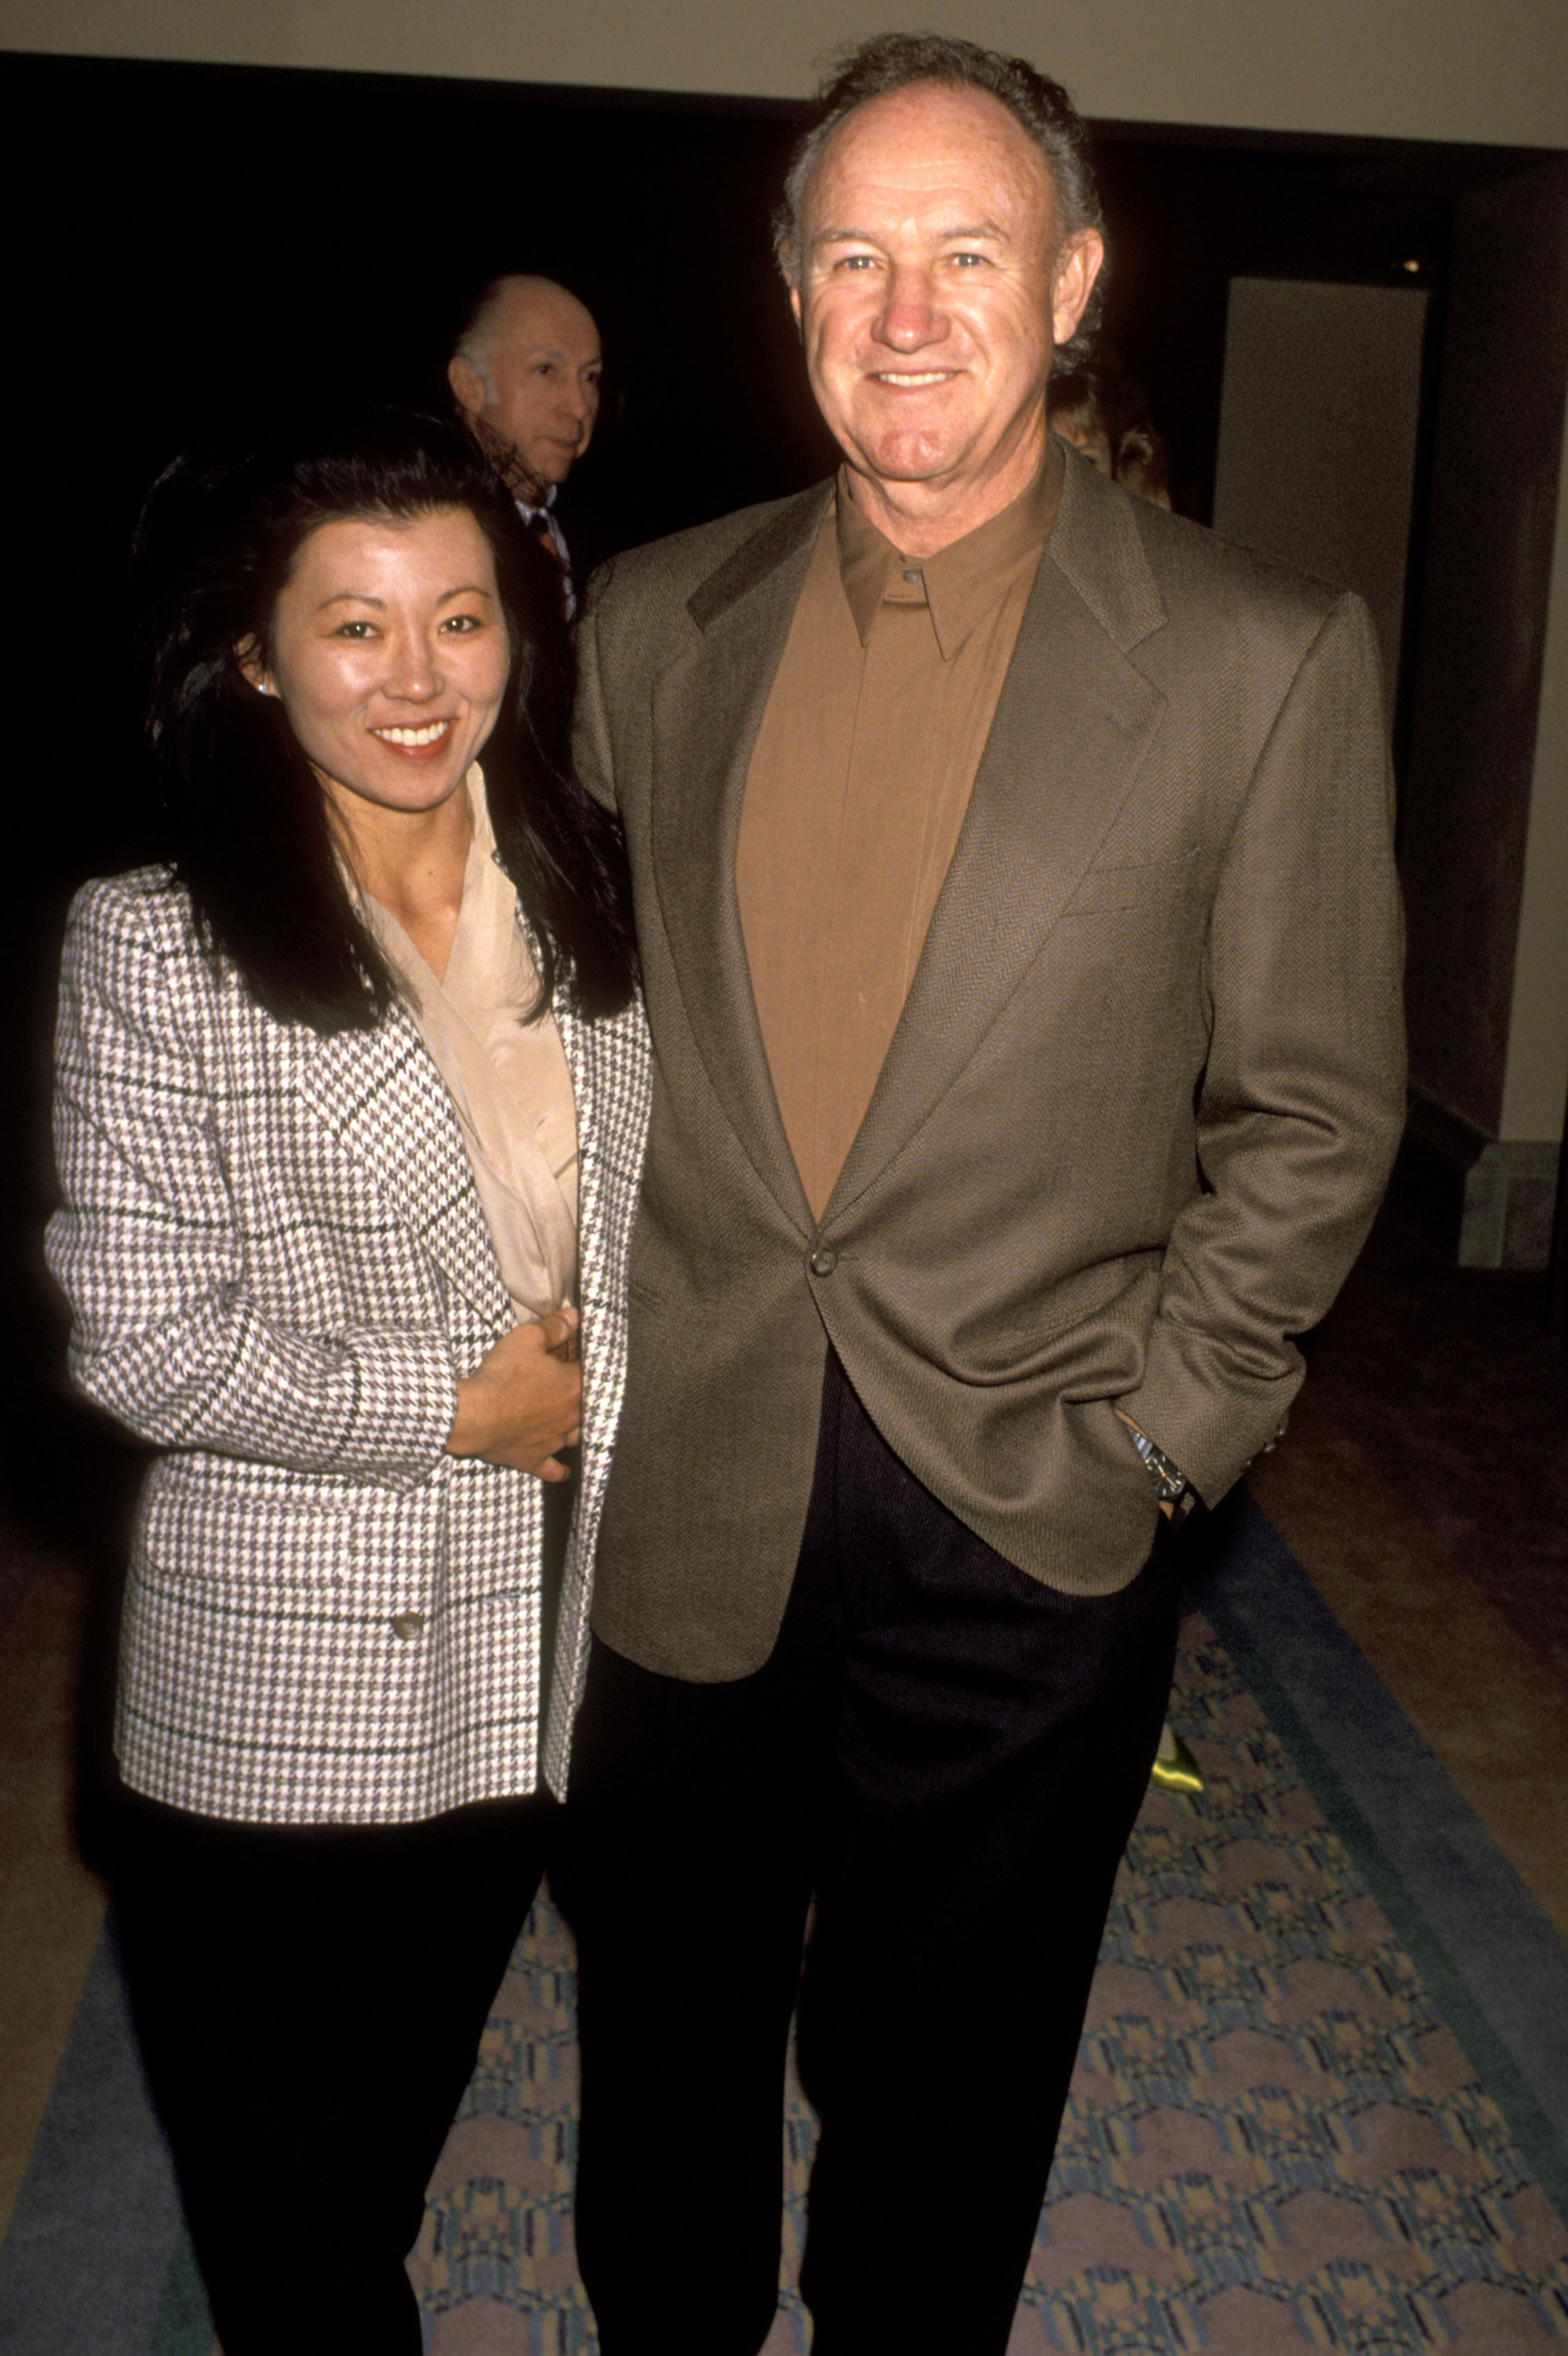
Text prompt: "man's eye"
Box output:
[[951, 251, 987, 268], [839, 254, 879, 271]]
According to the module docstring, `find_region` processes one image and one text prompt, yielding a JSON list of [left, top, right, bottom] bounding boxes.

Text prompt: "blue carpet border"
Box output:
[[0, 1919, 188, 2356], [1195, 1490, 1568, 2221]]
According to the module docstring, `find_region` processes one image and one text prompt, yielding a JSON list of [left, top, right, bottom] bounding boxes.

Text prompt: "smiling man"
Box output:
[[448, 273, 601, 597], [565, 34, 1405, 2356]]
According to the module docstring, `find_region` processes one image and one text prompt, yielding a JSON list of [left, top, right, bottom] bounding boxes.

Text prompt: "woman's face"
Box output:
[[243, 506, 512, 824]]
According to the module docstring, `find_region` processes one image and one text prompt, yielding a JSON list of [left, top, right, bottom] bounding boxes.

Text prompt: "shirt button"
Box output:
[[809, 1246, 839, 1277], [391, 1611, 426, 1641], [901, 566, 922, 584]]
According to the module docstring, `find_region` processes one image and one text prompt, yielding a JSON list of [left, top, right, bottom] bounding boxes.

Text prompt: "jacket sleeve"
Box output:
[[45, 880, 458, 1487], [1114, 591, 1407, 1502]]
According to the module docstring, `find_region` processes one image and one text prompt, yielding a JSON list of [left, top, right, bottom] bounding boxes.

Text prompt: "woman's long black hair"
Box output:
[[136, 406, 637, 1030]]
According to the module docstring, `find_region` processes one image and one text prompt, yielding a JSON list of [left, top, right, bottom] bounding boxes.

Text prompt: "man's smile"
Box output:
[[868, 369, 959, 386]]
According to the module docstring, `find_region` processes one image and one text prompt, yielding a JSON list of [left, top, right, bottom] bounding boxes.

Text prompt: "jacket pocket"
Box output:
[[137, 1458, 356, 1590]]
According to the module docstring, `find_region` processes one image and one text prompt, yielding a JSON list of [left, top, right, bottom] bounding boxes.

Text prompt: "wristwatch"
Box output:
[[1126, 1427, 1197, 1519]]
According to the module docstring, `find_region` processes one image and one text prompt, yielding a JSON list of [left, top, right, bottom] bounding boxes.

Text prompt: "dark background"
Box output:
[[0, 47, 1544, 1605]]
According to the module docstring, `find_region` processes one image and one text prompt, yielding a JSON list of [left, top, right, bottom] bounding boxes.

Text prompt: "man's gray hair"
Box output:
[[773, 31, 1106, 371], [450, 276, 520, 394]]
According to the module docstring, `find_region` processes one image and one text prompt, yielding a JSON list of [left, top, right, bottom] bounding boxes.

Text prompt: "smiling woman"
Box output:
[[244, 509, 512, 813], [42, 408, 649, 2355], [239, 508, 514, 977]]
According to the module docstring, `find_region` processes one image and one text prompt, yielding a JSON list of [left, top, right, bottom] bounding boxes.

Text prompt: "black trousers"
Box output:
[[562, 1354, 1182, 2356], [112, 1791, 552, 2356]]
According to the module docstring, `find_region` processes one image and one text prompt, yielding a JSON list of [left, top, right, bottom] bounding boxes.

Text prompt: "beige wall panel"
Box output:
[[1212, 278, 1428, 711], [5, 0, 1568, 149]]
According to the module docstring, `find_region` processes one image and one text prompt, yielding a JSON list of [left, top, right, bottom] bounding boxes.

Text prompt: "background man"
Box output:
[[565, 33, 1405, 2356], [448, 272, 602, 592]]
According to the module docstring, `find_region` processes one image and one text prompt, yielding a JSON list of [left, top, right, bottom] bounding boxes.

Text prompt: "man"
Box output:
[[565, 33, 1405, 2356], [448, 273, 601, 593]]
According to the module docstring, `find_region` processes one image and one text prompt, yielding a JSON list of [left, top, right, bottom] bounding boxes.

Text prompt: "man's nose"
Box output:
[[873, 265, 947, 351]]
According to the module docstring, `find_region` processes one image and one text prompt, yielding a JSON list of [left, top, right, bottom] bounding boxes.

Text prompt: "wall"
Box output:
[[5, 0, 1568, 150], [1212, 279, 1430, 714], [1401, 162, 1568, 1132], [1502, 388, 1568, 1146], [1394, 155, 1568, 1264]]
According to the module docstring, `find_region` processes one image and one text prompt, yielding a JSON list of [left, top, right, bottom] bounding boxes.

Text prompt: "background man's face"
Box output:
[[792, 83, 1100, 529], [459, 284, 603, 490]]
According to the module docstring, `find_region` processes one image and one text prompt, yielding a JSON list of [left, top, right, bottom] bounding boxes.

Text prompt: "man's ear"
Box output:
[[448, 353, 485, 417], [1050, 229, 1106, 350], [788, 282, 803, 339]]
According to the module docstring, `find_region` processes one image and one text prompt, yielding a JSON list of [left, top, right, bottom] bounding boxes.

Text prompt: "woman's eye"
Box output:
[[334, 620, 375, 639], [442, 613, 483, 633]]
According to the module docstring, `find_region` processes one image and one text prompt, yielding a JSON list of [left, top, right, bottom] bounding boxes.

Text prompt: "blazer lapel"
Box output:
[[649, 487, 830, 1231], [826, 460, 1169, 1220], [296, 1001, 510, 1336]]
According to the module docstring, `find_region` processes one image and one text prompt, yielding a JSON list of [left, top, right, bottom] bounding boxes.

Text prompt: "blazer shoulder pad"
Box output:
[[583, 485, 830, 632], [67, 864, 193, 949], [1131, 495, 1346, 640]]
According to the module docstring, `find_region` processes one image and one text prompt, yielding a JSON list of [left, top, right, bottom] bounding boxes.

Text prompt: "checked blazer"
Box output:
[[576, 446, 1406, 1682], [46, 867, 650, 1824]]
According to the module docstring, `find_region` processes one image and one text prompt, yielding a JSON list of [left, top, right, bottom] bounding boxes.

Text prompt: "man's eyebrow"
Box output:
[[811, 217, 1012, 247]]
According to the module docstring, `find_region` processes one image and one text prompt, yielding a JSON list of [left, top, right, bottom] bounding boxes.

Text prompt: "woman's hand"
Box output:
[[447, 1308, 583, 1480]]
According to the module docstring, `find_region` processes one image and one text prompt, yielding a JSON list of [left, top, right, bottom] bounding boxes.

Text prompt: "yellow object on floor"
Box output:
[[1149, 1725, 1204, 1794]]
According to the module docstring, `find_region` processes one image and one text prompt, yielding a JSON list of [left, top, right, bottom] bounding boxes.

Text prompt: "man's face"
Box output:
[[791, 83, 1102, 544], [453, 284, 602, 491]]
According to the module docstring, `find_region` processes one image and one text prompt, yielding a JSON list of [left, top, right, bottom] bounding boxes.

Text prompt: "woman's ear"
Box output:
[[234, 636, 271, 693]]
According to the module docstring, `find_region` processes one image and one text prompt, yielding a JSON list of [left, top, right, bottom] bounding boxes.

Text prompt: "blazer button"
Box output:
[[809, 1246, 838, 1277], [391, 1611, 426, 1641]]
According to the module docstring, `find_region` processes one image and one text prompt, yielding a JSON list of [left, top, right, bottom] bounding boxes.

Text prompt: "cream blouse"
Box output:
[[351, 768, 579, 1323]]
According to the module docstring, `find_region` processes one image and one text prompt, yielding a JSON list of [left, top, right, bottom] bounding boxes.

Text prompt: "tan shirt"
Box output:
[[736, 455, 1061, 1216], [353, 768, 579, 1323]]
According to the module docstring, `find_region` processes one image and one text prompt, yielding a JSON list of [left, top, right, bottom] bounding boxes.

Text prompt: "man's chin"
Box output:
[[529, 447, 582, 488], [842, 438, 967, 496]]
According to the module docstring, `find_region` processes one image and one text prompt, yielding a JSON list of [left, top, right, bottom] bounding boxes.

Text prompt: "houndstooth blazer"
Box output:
[[46, 868, 649, 1824]]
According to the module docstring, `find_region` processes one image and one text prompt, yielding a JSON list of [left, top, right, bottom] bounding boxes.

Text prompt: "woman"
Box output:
[[45, 410, 649, 2354]]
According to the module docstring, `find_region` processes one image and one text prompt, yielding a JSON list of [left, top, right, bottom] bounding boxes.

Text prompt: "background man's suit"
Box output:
[[565, 444, 1405, 2353]]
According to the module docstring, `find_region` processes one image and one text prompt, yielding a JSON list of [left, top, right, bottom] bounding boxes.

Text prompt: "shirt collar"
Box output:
[[834, 443, 1062, 659]]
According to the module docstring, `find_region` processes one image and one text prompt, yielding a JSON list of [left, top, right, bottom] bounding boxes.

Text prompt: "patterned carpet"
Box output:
[[404, 1607, 1568, 2354], [6, 1502, 1566, 2354]]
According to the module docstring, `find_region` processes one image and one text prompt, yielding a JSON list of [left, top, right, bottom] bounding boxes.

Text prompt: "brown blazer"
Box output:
[[576, 448, 1405, 1681]]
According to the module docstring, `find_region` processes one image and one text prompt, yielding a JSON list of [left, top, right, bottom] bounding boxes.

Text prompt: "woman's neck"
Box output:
[[324, 773, 476, 986]]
